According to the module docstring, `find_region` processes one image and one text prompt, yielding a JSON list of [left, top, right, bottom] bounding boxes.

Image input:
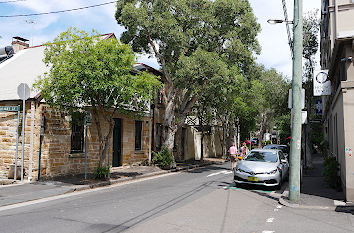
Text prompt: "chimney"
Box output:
[[11, 36, 29, 53]]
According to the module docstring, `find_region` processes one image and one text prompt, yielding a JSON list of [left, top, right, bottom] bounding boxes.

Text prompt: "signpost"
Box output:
[[84, 111, 92, 179], [38, 107, 45, 180], [17, 83, 30, 182], [0, 105, 20, 180]]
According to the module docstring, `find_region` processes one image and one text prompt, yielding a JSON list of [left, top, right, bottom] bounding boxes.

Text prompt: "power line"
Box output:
[[0, 0, 26, 3], [0, 1, 116, 17]]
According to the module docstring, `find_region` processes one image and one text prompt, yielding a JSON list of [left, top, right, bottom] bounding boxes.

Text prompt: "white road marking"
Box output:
[[207, 170, 232, 177], [266, 218, 275, 223], [262, 231, 275, 233], [276, 205, 282, 209], [273, 208, 279, 212], [334, 200, 346, 206]]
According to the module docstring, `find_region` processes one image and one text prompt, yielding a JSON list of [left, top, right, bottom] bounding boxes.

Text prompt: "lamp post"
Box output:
[[268, 0, 303, 202]]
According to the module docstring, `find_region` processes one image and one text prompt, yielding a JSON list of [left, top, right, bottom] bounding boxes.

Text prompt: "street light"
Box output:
[[267, 19, 293, 24]]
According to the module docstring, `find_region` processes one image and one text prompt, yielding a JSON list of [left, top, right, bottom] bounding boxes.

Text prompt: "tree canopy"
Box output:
[[116, 0, 261, 157]]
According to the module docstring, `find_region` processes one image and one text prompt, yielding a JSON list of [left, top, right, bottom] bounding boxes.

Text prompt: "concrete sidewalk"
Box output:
[[279, 154, 353, 212], [0, 159, 224, 208]]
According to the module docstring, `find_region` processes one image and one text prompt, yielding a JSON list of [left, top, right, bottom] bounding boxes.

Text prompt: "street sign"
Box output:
[[313, 70, 331, 96], [17, 83, 30, 100], [290, 110, 308, 128], [85, 111, 92, 126], [0, 106, 20, 111], [315, 99, 323, 115], [288, 88, 305, 109]]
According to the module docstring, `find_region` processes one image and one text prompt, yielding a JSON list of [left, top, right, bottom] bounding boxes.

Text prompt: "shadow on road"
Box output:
[[94, 180, 218, 232], [185, 165, 229, 174]]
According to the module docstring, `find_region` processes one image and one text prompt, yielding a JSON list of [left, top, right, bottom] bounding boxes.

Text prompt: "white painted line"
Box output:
[[206, 170, 232, 177], [266, 218, 275, 223], [334, 200, 346, 206], [273, 209, 279, 212], [262, 231, 275, 233], [276, 205, 282, 209]]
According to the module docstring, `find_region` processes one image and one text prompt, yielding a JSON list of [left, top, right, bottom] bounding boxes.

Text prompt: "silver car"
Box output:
[[234, 149, 289, 188]]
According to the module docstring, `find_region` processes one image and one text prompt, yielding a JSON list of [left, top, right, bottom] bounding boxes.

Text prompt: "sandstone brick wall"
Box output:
[[0, 101, 37, 180], [0, 100, 151, 180]]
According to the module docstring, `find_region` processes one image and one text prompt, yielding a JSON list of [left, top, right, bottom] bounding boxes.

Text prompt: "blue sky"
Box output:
[[0, 0, 320, 78]]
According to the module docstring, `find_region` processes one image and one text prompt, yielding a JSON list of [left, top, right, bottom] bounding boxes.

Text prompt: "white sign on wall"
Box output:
[[314, 70, 331, 96]]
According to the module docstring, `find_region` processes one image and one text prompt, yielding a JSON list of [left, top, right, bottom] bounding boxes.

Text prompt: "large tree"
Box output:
[[35, 28, 161, 167], [115, 0, 260, 160], [250, 66, 289, 144]]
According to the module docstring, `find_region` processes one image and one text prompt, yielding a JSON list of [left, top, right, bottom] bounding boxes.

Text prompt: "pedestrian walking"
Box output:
[[240, 142, 249, 159], [229, 143, 238, 170]]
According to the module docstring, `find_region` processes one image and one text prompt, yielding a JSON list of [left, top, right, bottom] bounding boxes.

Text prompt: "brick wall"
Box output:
[[0, 100, 151, 180]]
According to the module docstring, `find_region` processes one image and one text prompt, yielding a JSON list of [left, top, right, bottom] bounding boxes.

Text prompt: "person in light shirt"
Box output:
[[240, 142, 249, 159], [229, 143, 238, 170]]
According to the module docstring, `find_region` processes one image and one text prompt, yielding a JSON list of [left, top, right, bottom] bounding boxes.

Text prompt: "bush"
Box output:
[[322, 156, 339, 188], [94, 165, 110, 179], [152, 146, 173, 169]]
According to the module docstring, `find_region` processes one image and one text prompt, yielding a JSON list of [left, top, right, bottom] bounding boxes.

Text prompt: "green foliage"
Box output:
[[277, 113, 291, 144], [34, 27, 161, 115], [34, 27, 161, 166], [116, 0, 261, 151], [320, 140, 329, 156], [152, 146, 173, 168], [94, 165, 110, 179], [322, 156, 339, 188], [249, 66, 290, 137]]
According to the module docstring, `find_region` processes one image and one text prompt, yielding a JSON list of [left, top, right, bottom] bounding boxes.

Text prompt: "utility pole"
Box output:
[[289, 0, 303, 202]]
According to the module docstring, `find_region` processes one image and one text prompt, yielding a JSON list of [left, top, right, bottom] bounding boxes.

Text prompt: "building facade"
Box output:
[[320, 0, 354, 201], [0, 36, 153, 180]]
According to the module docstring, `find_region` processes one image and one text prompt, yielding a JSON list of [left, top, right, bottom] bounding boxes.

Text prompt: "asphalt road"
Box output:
[[0, 163, 353, 233]]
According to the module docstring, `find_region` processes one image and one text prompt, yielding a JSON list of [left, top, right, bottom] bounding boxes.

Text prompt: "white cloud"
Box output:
[[249, 0, 321, 77], [0, 0, 321, 78]]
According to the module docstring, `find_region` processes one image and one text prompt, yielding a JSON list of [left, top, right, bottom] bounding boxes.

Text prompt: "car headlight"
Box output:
[[267, 169, 277, 174]]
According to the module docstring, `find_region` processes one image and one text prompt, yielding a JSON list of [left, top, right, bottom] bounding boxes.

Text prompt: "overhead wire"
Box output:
[[0, 0, 26, 3], [0, 1, 116, 17]]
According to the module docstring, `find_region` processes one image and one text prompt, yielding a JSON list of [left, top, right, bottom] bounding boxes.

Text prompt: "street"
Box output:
[[0, 163, 353, 233]]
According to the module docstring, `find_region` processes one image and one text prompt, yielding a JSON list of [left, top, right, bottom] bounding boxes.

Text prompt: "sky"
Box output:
[[0, 0, 321, 78]]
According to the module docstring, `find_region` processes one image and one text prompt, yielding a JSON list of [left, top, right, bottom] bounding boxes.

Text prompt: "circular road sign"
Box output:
[[17, 83, 30, 100]]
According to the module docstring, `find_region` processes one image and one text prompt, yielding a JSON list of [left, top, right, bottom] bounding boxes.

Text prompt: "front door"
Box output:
[[113, 118, 122, 167]]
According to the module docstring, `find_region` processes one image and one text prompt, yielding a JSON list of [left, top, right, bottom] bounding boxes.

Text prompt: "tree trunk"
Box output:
[[92, 108, 115, 168], [174, 127, 184, 162]]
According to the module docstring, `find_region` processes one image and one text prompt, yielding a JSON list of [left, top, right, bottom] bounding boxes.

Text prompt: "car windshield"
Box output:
[[244, 151, 278, 163], [264, 145, 289, 154]]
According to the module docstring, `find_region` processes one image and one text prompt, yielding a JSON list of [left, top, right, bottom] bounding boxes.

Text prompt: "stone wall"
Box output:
[[0, 100, 151, 180]]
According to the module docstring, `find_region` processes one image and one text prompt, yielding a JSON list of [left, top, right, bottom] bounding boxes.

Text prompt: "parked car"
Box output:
[[263, 144, 289, 158], [234, 149, 289, 189]]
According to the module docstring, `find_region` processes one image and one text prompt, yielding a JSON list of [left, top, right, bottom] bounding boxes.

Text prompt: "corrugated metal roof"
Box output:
[[0, 46, 48, 101]]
